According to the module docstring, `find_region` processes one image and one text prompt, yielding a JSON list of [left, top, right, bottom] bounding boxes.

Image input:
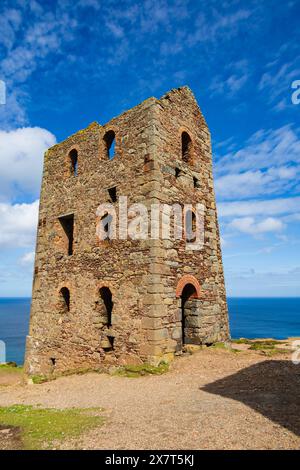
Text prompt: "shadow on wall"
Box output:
[[201, 360, 300, 437]]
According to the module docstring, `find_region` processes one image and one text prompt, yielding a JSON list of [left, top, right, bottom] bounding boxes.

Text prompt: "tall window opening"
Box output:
[[104, 130, 116, 159], [193, 176, 200, 188], [175, 167, 181, 178], [100, 212, 114, 241], [108, 186, 117, 202], [69, 149, 78, 176], [99, 286, 113, 327], [181, 132, 192, 164], [59, 287, 70, 312], [185, 210, 196, 243], [59, 214, 74, 255]]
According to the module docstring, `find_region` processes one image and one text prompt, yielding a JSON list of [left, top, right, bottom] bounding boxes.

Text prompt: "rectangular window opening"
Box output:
[[193, 177, 200, 188], [59, 214, 74, 255], [175, 167, 181, 178], [108, 186, 117, 202]]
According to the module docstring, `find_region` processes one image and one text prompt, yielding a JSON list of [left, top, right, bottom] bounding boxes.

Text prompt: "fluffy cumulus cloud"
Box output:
[[229, 217, 285, 235], [215, 165, 300, 200], [0, 200, 39, 248], [0, 127, 56, 201]]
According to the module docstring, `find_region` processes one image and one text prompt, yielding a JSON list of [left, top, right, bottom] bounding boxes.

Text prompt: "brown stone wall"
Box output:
[[135, 87, 230, 361], [25, 87, 229, 377]]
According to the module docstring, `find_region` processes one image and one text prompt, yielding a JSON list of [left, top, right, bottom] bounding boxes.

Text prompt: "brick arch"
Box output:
[[95, 281, 116, 297], [175, 275, 201, 299], [102, 125, 118, 160], [64, 145, 80, 177]]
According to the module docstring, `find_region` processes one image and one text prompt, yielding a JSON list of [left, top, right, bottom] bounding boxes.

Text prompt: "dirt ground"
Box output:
[[0, 346, 300, 450]]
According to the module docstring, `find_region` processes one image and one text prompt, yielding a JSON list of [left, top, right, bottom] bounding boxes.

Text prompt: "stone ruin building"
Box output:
[[25, 86, 229, 377]]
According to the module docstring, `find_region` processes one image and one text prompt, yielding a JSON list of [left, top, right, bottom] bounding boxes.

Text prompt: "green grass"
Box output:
[[210, 342, 240, 353], [31, 375, 49, 384], [0, 364, 23, 374], [231, 338, 252, 344], [113, 362, 169, 378], [0, 405, 104, 450], [260, 348, 291, 356], [249, 342, 277, 350], [230, 338, 290, 355], [232, 338, 284, 346], [30, 367, 103, 384]]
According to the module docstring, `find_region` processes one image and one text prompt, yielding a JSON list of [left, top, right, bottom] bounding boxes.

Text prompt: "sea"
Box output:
[[0, 297, 300, 365]]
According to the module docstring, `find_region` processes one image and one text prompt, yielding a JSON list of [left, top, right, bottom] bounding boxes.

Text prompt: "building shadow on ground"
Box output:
[[202, 359, 300, 436]]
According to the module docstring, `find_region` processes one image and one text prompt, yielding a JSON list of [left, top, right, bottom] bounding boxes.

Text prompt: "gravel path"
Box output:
[[0, 348, 300, 449]]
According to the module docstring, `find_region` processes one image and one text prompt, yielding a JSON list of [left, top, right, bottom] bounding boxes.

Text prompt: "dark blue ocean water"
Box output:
[[0, 297, 300, 365]]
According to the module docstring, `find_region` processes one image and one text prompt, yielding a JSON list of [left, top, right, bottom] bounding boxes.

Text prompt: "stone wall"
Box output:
[[25, 86, 229, 377]]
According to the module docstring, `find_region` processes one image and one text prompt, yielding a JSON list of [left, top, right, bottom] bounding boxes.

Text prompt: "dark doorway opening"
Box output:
[[181, 283, 197, 346], [60, 287, 70, 312], [108, 186, 117, 202]]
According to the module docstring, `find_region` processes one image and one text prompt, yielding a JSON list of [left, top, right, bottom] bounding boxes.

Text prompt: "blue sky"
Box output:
[[0, 0, 299, 297]]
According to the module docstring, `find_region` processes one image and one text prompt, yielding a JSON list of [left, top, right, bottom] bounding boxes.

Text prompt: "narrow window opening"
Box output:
[[60, 287, 70, 312], [175, 167, 181, 178], [108, 186, 117, 202], [99, 286, 113, 327], [104, 130, 116, 160], [185, 210, 196, 242], [181, 132, 192, 164], [59, 214, 74, 255], [50, 357, 56, 366], [193, 176, 200, 188], [100, 212, 113, 241], [104, 336, 114, 352], [69, 149, 78, 176]]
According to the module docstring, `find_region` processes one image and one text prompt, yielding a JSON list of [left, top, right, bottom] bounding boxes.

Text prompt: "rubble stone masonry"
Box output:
[[25, 86, 229, 377]]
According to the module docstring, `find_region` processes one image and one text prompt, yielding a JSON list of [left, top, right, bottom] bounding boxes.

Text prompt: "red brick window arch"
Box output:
[[176, 275, 201, 299]]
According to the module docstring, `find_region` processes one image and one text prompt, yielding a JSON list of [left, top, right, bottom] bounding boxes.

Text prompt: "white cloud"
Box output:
[[229, 216, 284, 235], [0, 8, 22, 50], [210, 60, 250, 98], [214, 124, 300, 210], [218, 196, 300, 218], [20, 251, 35, 266], [258, 56, 300, 109], [215, 165, 300, 200], [216, 125, 300, 177], [0, 3, 78, 127], [0, 127, 56, 201], [188, 9, 251, 45], [0, 200, 39, 248]]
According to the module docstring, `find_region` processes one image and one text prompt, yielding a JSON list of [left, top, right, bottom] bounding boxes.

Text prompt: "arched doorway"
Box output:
[[176, 275, 201, 348], [181, 283, 197, 345]]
